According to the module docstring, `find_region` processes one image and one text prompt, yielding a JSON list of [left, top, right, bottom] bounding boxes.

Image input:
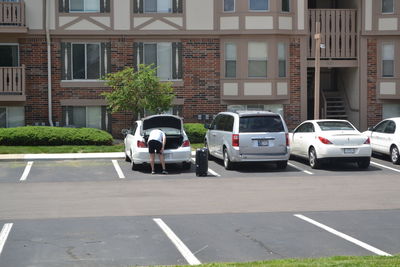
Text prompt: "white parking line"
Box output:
[[371, 161, 400, 174], [191, 158, 221, 177], [112, 160, 125, 179], [0, 223, 13, 256], [288, 162, 314, 175], [294, 214, 392, 256], [153, 218, 201, 265], [20, 161, 33, 181]]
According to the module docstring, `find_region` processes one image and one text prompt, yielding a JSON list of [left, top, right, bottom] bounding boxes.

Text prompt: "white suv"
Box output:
[[205, 111, 290, 170]]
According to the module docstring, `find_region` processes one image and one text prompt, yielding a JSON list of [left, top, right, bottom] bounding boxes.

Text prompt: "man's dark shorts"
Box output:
[[148, 140, 162, 154]]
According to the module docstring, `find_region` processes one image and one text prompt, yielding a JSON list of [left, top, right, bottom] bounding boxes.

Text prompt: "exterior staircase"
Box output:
[[324, 92, 348, 120]]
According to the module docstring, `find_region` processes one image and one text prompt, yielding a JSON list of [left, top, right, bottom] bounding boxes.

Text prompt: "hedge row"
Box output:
[[0, 126, 113, 146], [183, 123, 207, 144]]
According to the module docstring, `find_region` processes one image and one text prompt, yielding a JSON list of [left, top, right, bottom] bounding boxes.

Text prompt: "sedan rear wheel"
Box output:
[[308, 147, 320, 169], [223, 148, 234, 170], [390, 146, 400, 165], [357, 157, 370, 169]]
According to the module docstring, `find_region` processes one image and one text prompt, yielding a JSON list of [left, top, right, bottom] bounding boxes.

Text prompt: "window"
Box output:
[[136, 42, 182, 80], [278, 43, 286, 77], [317, 121, 355, 131], [72, 43, 100, 79], [0, 106, 24, 128], [249, 0, 268, 11], [239, 116, 284, 133], [373, 120, 389, 132], [248, 42, 267, 77], [281, 0, 290, 12], [144, 0, 172, 13], [382, 43, 394, 77], [224, 0, 234, 12], [385, 120, 396, 134], [383, 103, 400, 118], [0, 45, 18, 67], [65, 106, 103, 129], [382, 0, 394, 13], [227, 104, 283, 116], [70, 0, 100, 12], [225, 43, 236, 78]]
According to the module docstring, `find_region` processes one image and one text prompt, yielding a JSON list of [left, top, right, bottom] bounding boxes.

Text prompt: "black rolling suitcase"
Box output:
[[195, 148, 208, 176]]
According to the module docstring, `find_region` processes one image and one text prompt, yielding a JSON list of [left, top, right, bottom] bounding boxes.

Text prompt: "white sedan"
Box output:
[[290, 120, 372, 169], [363, 117, 400, 165], [123, 115, 192, 170]]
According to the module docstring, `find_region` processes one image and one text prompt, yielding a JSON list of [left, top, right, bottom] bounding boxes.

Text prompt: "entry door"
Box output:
[[0, 45, 18, 67]]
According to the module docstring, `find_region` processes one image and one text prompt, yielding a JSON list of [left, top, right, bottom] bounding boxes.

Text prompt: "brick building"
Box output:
[[0, 0, 399, 137]]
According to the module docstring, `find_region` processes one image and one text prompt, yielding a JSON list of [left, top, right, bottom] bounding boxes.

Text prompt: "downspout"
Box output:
[[45, 0, 54, 126]]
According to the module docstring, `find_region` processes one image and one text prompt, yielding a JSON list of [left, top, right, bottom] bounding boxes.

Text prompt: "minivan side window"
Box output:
[[216, 115, 228, 131], [210, 115, 220, 130], [224, 115, 234, 131]]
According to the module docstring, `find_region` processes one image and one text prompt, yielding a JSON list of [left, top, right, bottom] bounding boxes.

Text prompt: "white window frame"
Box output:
[[248, 0, 269, 12], [0, 43, 20, 67], [382, 0, 394, 14], [381, 42, 395, 78], [224, 42, 237, 78], [0, 106, 25, 128], [71, 42, 101, 81], [143, 0, 173, 13], [66, 106, 103, 129], [69, 0, 101, 13], [223, 0, 235, 13], [143, 42, 174, 81], [248, 41, 268, 78], [281, 0, 290, 13]]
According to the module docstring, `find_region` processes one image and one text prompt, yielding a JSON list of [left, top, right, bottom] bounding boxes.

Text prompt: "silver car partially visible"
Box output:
[[205, 111, 290, 170]]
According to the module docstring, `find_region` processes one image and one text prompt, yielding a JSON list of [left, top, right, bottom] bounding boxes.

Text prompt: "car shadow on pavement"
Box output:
[[209, 158, 300, 173]]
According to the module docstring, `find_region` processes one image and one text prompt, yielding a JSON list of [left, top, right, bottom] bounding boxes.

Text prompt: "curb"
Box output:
[[0, 152, 125, 161]]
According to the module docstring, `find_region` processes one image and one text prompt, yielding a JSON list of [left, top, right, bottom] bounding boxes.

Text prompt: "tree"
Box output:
[[102, 64, 175, 119]]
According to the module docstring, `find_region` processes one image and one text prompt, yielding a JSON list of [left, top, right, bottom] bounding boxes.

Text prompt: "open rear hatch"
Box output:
[[142, 115, 184, 149]]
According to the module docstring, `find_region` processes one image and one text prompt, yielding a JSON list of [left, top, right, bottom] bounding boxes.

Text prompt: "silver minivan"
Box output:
[[205, 111, 290, 170]]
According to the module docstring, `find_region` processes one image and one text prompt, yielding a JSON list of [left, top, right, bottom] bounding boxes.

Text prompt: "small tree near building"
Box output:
[[102, 64, 175, 120]]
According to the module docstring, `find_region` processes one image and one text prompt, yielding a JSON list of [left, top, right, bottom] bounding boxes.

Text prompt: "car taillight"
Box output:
[[137, 140, 147, 148], [318, 136, 332, 144], [182, 140, 190, 147], [232, 134, 239, 147], [364, 137, 370, 144], [286, 133, 289, 146]]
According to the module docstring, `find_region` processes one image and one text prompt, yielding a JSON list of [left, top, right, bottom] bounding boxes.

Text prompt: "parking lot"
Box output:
[[0, 153, 400, 266]]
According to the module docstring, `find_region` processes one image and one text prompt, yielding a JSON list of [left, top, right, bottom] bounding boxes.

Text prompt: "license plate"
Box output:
[[344, 148, 355, 154], [258, 140, 269, 146]]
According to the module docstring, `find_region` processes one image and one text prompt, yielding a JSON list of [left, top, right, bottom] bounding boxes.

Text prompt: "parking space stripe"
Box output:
[[294, 214, 392, 256], [191, 158, 221, 177], [0, 223, 13, 256], [153, 218, 201, 265], [112, 160, 125, 179], [20, 161, 33, 181], [371, 161, 400, 174], [288, 162, 314, 175]]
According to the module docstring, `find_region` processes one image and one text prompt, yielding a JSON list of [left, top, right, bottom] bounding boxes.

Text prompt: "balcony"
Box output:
[[0, 66, 26, 102], [0, 1, 27, 33], [308, 9, 357, 61]]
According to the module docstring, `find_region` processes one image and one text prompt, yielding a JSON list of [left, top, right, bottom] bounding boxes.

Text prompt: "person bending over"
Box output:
[[147, 129, 168, 174]]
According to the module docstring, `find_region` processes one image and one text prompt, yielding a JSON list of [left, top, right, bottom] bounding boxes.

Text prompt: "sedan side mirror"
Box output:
[[204, 124, 210, 129], [121, 129, 132, 136]]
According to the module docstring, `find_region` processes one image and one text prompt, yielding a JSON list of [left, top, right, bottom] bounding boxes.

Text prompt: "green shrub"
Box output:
[[184, 123, 207, 144], [0, 126, 113, 146]]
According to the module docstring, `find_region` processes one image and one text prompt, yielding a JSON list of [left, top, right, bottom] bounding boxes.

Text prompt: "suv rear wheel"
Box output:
[[223, 148, 234, 170]]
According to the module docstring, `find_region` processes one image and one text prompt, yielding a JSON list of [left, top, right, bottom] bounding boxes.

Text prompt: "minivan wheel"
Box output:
[[308, 147, 320, 169], [390, 146, 400, 165], [223, 148, 234, 170], [276, 161, 288, 169], [357, 157, 370, 169]]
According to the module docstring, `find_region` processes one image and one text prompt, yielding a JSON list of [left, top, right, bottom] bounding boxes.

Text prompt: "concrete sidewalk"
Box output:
[[0, 152, 125, 161]]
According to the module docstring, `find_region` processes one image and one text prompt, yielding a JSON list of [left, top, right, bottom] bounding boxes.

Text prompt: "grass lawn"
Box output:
[[0, 143, 205, 154], [163, 255, 400, 267], [0, 144, 125, 154]]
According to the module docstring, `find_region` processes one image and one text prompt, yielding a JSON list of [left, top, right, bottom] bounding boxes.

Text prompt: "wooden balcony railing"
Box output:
[[308, 9, 357, 59], [0, 66, 26, 99], [0, 1, 25, 27]]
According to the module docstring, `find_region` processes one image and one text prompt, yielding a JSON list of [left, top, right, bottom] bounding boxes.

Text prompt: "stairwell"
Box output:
[[324, 92, 348, 120]]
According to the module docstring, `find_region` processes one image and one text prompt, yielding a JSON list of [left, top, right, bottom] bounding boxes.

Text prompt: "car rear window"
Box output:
[[239, 116, 284, 133], [317, 121, 355, 131]]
